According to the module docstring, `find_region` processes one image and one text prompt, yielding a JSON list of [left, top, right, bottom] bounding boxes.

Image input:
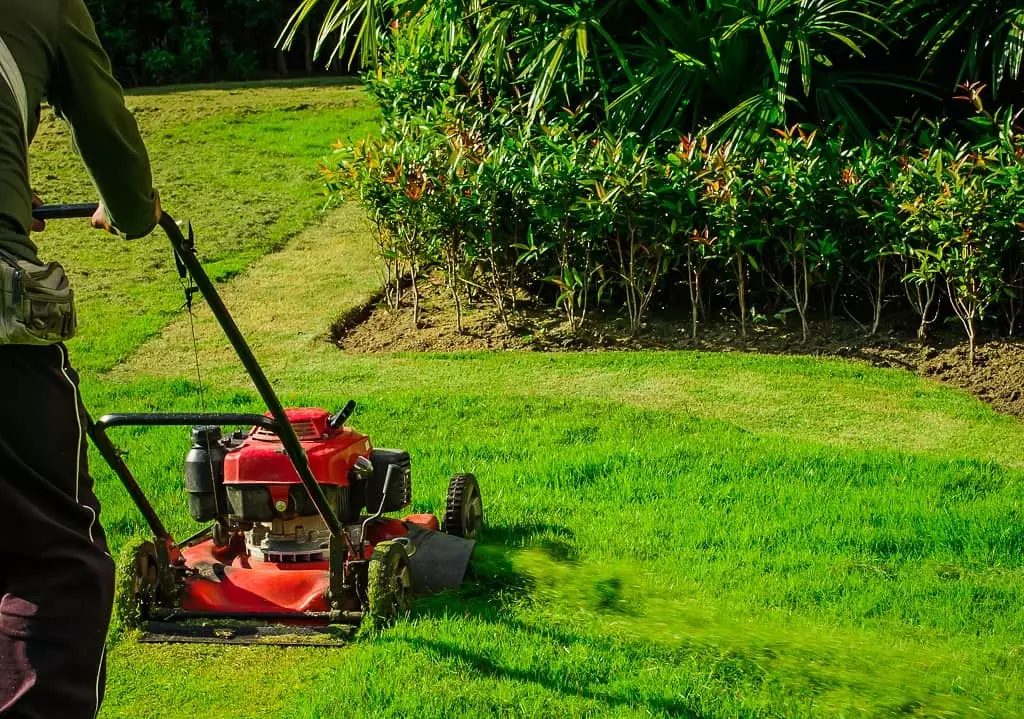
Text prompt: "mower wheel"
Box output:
[[367, 540, 413, 626], [114, 540, 159, 632], [444, 473, 483, 540]]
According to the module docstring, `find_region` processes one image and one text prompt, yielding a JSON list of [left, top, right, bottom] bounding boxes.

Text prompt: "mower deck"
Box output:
[[171, 516, 442, 620]]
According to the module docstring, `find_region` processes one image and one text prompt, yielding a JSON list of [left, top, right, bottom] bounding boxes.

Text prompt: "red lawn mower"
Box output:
[[35, 204, 484, 643]]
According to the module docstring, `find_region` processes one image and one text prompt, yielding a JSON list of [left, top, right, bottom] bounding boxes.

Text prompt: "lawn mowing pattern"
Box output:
[[111, 200, 380, 380], [34, 82, 1022, 717], [29, 79, 378, 374]]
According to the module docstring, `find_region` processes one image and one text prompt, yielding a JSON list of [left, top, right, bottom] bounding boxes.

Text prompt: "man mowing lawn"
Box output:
[[0, 1, 160, 716]]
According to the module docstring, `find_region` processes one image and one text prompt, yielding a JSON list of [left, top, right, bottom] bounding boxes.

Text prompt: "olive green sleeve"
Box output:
[[50, 0, 157, 238]]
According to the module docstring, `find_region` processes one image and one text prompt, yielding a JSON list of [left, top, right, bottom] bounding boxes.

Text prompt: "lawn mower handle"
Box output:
[[31, 202, 98, 220], [33, 203, 347, 540], [93, 412, 279, 432]]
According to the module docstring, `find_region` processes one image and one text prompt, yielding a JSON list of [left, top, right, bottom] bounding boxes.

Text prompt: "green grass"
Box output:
[[91, 373, 1024, 717], [26, 82, 1024, 717]]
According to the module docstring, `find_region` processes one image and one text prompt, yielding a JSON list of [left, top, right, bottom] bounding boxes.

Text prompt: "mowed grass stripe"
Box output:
[[29, 80, 379, 373], [111, 340, 1024, 468], [112, 201, 380, 380]]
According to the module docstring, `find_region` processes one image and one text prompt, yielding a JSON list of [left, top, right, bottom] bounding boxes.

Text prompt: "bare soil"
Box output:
[[333, 273, 1024, 418]]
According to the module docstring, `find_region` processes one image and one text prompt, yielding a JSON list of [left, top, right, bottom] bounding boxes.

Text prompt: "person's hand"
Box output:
[[90, 203, 116, 235], [31, 194, 44, 233], [91, 191, 162, 236]]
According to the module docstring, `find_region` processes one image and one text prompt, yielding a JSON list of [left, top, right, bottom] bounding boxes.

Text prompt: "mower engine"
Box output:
[[187, 408, 411, 561]]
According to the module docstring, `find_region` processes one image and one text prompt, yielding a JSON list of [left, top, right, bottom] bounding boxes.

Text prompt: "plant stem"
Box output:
[[736, 253, 747, 338], [687, 243, 698, 339], [409, 261, 420, 328], [871, 257, 885, 336]]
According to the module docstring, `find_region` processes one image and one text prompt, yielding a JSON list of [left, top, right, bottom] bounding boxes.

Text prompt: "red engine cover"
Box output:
[[224, 408, 371, 489]]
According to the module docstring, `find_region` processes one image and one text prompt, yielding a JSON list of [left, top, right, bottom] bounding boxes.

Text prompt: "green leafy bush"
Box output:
[[315, 11, 1024, 360]]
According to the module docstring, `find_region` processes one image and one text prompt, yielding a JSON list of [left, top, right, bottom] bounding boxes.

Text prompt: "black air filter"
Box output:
[[367, 449, 412, 513]]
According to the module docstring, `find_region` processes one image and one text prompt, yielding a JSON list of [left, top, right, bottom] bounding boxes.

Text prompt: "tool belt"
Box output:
[[0, 249, 77, 345]]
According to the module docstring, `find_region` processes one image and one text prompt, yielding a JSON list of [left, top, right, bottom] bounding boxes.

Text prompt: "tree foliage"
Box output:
[[85, 0, 328, 85], [288, 0, 1023, 142]]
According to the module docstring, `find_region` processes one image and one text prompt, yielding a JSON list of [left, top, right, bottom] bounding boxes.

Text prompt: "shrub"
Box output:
[[324, 24, 1024, 361]]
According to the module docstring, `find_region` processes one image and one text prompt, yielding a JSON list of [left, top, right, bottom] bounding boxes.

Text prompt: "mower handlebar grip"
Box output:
[[94, 413, 279, 432], [33, 204, 182, 241], [32, 203, 99, 221]]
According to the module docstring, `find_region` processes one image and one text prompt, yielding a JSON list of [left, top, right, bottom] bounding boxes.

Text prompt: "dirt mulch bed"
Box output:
[[332, 274, 1024, 418]]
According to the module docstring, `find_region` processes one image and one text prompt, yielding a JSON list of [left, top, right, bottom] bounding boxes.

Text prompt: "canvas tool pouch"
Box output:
[[0, 35, 76, 345], [0, 250, 77, 345]]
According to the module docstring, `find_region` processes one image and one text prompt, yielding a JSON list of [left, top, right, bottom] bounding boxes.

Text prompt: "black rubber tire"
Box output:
[[444, 473, 483, 540], [114, 540, 159, 632], [366, 540, 413, 626]]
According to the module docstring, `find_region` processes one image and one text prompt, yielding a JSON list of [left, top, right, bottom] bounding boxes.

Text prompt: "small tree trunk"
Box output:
[[394, 261, 402, 309], [373, 219, 398, 310], [577, 245, 593, 332], [625, 232, 637, 336], [908, 277, 939, 342], [691, 280, 699, 340], [612, 232, 635, 336], [870, 257, 885, 336], [790, 243, 810, 343], [449, 256, 463, 334], [967, 317, 976, 367], [1005, 291, 1018, 336], [452, 283, 463, 333], [409, 262, 420, 328], [1004, 268, 1023, 336], [635, 251, 662, 338], [687, 244, 698, 339], [445, 239, 464, 334], [557, 243, 576, 332], [736, 253, 748, 338], [488, 244, 510, 331], [948, 278, 980, 368], [802, 251, 810, 342], [825, 283, 838, 331], [568, 280, 580, 333]]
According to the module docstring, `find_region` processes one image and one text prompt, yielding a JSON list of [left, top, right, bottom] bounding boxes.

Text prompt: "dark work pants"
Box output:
[[0, 344, 113, 718]]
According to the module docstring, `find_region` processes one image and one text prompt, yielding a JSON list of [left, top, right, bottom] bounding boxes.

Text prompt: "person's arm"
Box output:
[[48, 0, 159, 238]]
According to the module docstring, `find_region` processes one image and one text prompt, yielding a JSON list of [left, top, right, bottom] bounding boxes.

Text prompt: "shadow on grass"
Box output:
[[396, 631, 702, 718], [403, 528, 704, 718]]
